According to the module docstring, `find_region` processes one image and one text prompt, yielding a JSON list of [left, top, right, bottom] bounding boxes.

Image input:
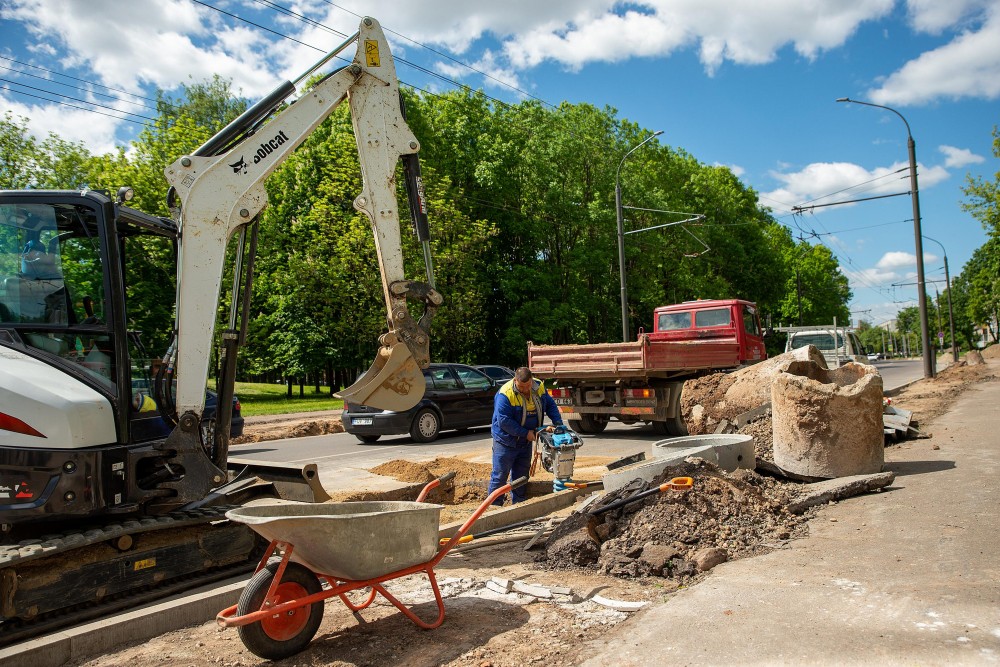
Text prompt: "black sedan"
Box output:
[[343, 363, 499, 443], [474, 364, 515, 382]]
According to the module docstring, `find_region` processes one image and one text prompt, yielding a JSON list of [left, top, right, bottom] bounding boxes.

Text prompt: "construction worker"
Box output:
[[488, 366, 563, 505]]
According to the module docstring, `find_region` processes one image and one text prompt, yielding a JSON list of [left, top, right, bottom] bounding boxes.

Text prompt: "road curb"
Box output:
[[0, 577, 248, 667]]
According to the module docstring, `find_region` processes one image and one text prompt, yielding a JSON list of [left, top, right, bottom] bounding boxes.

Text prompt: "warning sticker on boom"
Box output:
[[365, 40, 380, 67]]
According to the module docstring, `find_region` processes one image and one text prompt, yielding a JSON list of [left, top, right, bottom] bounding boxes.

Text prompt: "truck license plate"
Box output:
[[352, 418, 374, 426]]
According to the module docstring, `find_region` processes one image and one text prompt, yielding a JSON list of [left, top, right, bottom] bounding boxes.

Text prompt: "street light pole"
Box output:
[[616, 130, 663, 342], [837, 98, 934, 378], [922, 234, 959, 363]]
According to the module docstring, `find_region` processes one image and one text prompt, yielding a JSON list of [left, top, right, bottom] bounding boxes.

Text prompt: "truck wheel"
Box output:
[[572, 414, 608, 434], [237, 561, 324, 661], [410, 408, 441, 442], [653, 416, 688, 437]]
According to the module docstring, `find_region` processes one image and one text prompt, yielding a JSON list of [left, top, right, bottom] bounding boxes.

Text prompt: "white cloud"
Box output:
[[761, 160, 950, 214], [878, 251, 917, 269], [939, 145, 985, 168], [869, 8, 1000, 105], [904, 0, 994, 34], [496, 0, 895, 75]]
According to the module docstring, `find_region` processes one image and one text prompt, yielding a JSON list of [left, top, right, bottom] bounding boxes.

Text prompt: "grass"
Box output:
[[221, 381, 344, 417]]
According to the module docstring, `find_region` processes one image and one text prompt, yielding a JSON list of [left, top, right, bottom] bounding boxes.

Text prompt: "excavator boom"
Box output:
[[160, 17, 441, 505]]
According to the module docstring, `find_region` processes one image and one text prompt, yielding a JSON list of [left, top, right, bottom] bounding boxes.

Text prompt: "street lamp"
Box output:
[[922, 234, 959, 363], [616, 130, 663, 342], [836, 97, 934, 378]]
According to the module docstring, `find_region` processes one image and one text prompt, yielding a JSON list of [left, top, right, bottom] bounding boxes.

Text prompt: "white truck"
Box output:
[[778, 324, 871, 367]]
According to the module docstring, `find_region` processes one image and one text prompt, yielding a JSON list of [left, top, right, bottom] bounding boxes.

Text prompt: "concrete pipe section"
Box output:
[[602, 434, 755, 493], [772, 360, 884, 479]]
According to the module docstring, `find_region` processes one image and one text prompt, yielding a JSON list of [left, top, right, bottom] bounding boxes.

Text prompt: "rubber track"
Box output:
[[0, 505, 254, 647], [0, 505, 238, 566]]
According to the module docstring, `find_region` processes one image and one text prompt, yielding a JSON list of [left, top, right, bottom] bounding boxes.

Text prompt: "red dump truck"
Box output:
[[527, 299, 767, 435]]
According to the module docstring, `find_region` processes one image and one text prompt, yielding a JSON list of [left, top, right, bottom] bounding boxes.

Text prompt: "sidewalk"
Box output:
[[580, 360, 1000, 666]]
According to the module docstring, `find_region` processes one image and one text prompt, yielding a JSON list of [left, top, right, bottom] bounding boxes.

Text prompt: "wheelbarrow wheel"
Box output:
[[237, 561, 324, 660]]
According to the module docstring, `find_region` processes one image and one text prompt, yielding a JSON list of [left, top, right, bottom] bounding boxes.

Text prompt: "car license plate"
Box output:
[[352, 418, 374, 426]]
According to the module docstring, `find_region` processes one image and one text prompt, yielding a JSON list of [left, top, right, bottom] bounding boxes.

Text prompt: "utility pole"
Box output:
[[837, 98, 933, 377]]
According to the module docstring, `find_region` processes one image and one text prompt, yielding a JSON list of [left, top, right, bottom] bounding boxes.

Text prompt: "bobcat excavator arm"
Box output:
[[160, 17, 441, 503]]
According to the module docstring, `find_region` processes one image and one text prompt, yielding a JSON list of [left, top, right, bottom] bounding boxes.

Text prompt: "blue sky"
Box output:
[[2, 0, 997, 329]]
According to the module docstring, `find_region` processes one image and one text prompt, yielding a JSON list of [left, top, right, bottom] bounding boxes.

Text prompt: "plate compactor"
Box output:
[[535, 425, 584, 491]]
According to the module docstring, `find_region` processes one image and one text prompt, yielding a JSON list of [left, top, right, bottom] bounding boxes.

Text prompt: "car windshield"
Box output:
[[789, 332, 844, 351]]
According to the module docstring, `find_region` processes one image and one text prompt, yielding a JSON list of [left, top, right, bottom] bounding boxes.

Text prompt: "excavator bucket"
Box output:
[[338, 339, 425, 412]]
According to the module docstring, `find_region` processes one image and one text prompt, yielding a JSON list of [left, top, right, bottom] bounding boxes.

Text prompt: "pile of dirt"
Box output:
[[369, 456, 495, 505], [982, 344, 999, 359], [544, 459, 806, 580]]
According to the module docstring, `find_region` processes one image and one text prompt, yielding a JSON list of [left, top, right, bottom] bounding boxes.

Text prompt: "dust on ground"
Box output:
[[73, 353, 998, 667]]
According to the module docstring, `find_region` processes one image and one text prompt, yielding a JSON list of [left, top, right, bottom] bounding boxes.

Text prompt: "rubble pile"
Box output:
[[544, 459, 807, 580], [680, 346, 827, 435], [738, 415, 774, 464]]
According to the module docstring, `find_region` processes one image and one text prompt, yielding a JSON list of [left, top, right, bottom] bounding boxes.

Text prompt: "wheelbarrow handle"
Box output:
[[416, 470, 458, 503]]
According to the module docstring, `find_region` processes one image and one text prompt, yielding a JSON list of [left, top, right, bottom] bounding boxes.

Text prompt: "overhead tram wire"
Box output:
[[0, 78, 157, 123], [0, 84, 150, 125], [0, 54, 175, 112], [0, 62, 164, 114]]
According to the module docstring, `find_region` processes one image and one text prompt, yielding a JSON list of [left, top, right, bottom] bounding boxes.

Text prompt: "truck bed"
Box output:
[[528, 334, 741, 381]]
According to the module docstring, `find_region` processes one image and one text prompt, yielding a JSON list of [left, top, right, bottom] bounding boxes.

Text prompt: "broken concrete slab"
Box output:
[[512, 581, 553, 598], [590, 595, 647, 612], [786, 471, 896, 514]]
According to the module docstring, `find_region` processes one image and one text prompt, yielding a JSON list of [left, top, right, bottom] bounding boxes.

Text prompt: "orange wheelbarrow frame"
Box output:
[[216, 473, 526, 656]]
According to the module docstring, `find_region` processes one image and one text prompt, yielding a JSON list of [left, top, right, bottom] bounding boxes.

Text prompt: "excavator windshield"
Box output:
[[0, 199, 114, 384]]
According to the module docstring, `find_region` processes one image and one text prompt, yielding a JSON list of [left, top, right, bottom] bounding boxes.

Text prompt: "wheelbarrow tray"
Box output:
[[226, 501, 443, 581]]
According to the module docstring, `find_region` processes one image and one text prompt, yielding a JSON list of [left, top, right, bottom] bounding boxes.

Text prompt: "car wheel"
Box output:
[[409, 408, 441, 443], [356, 434, 381, 443]]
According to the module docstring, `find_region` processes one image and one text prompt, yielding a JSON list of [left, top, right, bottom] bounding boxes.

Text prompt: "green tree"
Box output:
[[962, 127, 1000, 235], [0, 111, 92, 189]]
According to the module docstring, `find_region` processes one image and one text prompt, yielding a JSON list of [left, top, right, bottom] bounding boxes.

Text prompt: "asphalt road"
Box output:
[[232, 358, 931, 494]]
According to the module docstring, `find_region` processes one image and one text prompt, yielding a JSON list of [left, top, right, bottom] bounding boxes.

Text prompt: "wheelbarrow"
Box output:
[[217, 472, 528, 660]]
